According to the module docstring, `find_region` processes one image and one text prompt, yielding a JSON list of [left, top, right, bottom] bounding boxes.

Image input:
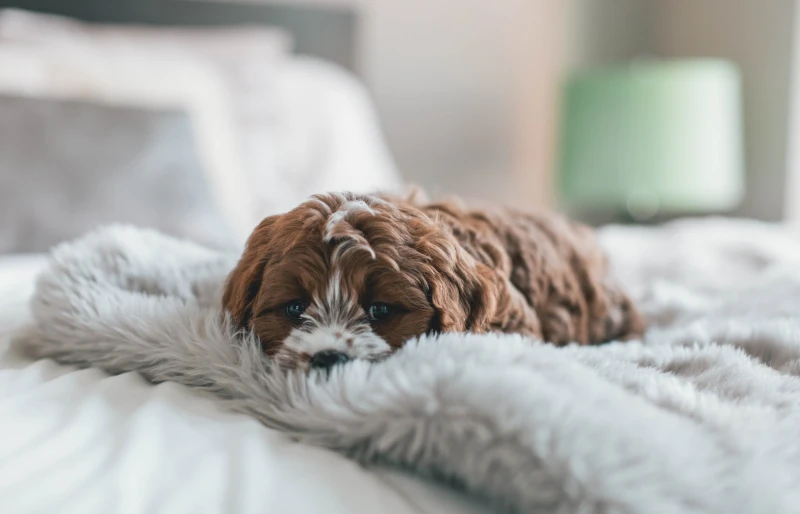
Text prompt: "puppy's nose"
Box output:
[[309, 350, 350, 370]]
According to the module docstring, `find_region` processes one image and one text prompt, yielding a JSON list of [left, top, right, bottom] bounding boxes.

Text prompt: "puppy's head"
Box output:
[[222, 192, 494, 371]]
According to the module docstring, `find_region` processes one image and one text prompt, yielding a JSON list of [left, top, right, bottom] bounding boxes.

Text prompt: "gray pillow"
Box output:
[[0, 94, 235, 252]]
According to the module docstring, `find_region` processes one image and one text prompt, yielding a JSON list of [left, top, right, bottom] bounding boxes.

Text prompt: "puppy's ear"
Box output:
[[222, 216, 279, 329], [419, 236, 497, 333], [480, 272, 543, 338], [421, 237, 543, 337]]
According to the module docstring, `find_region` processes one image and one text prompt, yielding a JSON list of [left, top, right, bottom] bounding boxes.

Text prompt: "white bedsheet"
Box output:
[[0, 254, 490, 514]]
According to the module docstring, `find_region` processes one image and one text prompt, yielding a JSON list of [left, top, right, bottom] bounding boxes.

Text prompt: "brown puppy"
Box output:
[[223, 191, 643, 370]]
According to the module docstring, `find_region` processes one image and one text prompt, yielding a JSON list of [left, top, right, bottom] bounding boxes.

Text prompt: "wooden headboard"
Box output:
[[0, 0, 358, 71]]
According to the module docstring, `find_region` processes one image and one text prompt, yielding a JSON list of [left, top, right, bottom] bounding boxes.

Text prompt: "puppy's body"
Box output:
[[416, 197, 643, 345], [223, 192, 643, 369]]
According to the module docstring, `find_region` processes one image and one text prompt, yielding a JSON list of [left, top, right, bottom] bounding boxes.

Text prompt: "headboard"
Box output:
[[0, 0, 358, 71]]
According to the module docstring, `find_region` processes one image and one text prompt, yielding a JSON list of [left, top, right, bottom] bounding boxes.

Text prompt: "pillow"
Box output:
[[0, 9, 404, 222], [0, 8, 291, 225], [0, 40, 249, 250], [0, 95, 235, 252]]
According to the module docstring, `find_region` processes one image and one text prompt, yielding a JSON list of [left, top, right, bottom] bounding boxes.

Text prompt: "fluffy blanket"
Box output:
[[13, 221, 800, 514]]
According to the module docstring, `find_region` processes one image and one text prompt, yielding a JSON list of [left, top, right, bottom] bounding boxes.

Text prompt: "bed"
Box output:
[[3, 7, 800, 513], [5, 217, 800, 513]]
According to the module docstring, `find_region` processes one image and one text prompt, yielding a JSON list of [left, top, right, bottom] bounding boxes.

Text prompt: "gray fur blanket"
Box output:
[[14, 223, 800, 514]]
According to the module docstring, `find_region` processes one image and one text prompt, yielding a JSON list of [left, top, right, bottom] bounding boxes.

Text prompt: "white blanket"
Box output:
[[11, 220, 800, 513], [0, 254, 487, 514]]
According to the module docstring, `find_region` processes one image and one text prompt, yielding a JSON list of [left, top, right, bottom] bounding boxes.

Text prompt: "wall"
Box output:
[[358, 0, 538, 205], [564, 0, 651, 69], [786, 3, 800, 223]]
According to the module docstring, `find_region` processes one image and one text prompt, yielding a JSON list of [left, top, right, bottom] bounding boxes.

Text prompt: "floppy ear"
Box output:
[[483, 272, 543, 338], [419, 233, 543, 337], [425, 263, 490, 333], [417, 233, 498, 333], [222, 216, 279, 329]]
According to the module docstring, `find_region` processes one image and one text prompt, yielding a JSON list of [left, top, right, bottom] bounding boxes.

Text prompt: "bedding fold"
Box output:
[[13, 222, 800, 514]]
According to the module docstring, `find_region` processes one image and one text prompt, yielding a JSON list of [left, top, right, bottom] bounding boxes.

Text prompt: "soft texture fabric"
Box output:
[[0, 32, 250, 247], [0, 254, 489, 514], [0, 95, 236, 252], [0, 7, 287, 235], [0, 8, 402, 230], [12, 220, 800, 513]]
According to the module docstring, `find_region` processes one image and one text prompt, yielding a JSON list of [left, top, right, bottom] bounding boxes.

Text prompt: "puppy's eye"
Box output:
[[368, 303, 392, 322], [285, 300, 306, 321]]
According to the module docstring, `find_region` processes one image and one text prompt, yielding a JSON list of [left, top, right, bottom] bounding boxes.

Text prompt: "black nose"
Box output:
[[309, 350, 350, 370]]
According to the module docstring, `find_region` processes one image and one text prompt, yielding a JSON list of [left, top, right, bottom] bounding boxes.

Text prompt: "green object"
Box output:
[[558, 59, 744, 218]]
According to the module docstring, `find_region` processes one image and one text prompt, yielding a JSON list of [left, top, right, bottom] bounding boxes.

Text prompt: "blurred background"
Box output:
[[0, 0, 797, 252]]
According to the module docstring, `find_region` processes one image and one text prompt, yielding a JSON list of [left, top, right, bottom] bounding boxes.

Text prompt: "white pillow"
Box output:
[[0, 94, 239, 252], [0, 41, 253, 249], [0, 9, 404, 242], [0, 9, 290, 233]]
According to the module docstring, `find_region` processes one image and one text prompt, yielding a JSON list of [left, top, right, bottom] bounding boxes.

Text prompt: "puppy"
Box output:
[[223, 191, 643, 370]]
